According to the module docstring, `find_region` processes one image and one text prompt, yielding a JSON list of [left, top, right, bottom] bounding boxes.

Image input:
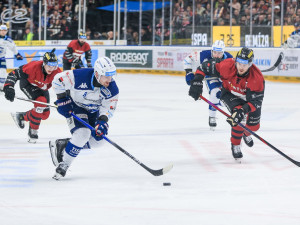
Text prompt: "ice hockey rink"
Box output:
[[1, 73, 300, 225]]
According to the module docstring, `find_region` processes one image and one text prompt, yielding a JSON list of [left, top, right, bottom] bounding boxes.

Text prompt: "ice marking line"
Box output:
[[0, 205, 299, 220], [247, 149, 293, 171], [179, 140, 217, 172]]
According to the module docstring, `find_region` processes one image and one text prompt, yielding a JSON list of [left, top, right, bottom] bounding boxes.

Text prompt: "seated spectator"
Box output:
[[213, 2, 225, 24], [229, 0, 241, 12], [274, 5, 281, 18], [256, 14, 267, 25], [49, 20, 61, 40], [107, 31, 114, 40], [23, 28, 34, 41], [59, 17, 72, 40]]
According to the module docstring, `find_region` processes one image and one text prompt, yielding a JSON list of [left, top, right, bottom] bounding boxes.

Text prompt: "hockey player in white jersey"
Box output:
[[183, 40, 233, 130], [49, 56, 119, 180], [0, 24, 23, 91]]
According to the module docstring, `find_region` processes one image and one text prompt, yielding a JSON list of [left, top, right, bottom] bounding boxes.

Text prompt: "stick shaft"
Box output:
[[199, 95, 300, 167]]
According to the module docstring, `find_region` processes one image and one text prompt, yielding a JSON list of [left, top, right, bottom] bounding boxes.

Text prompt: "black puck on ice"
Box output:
[[163, 182, 171, 186]]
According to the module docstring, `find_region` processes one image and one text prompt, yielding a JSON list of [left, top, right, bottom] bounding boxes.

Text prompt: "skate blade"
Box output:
[[49, 141, 59, 167], [52, 173, 63, 180], [28, 138, 37, 144], [234, 158, 242, 163], [210, 126, 216, 131]]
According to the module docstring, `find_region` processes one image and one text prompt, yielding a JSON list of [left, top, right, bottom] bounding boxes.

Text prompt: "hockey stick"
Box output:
[[5, 48, 56, 60], [5, 55, 43, 60], [260, 52, 284, 72], [70, 113, 173, 176], [13, 95, 57, 108], [10, 94, 173, 176], [199, 95, 300, 167]]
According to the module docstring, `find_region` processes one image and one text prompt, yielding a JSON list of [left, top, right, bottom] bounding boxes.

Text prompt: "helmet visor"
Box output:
[[212, 47, 223, 52], [105, 70, 116, 76], [47, 61, 58, 67], [236, 57, 249, 65], [79, 34, 87, 39]]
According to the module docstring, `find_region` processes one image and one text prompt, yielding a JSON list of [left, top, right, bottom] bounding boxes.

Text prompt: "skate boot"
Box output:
[[49, 138, 70, 167], [209, 117, 217, 130], [28, 127, 38, 143], [53, 162, 69, 180], [243, 134, 254, 147], [231, 144, 243, 162], [11, 112, 26, 129]]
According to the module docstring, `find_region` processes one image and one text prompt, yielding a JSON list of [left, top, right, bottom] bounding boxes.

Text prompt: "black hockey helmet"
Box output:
[[236, 47, 254, 65], [78, 31, 87, 39], [43, 48, 58, 68]]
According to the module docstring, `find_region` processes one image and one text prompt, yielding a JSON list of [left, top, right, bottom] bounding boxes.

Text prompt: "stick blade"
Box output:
[[162, 164, 173, 175], [147, 164, 173, 176]]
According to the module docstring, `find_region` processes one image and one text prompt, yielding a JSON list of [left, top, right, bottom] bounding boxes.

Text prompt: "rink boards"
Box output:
[[5, 45, 300, 83]]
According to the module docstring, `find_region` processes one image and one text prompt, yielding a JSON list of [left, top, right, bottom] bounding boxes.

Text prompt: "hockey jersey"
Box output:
[[63, 40, 92, 64], [0, 35, 18, 68], [52, 68, 119, 119], [183, 49, 233, 69], [215, 58, 265, 112], [5, 60, 61, 90]]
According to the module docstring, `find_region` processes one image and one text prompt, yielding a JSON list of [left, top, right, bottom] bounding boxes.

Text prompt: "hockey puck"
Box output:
[[163, 182, 171, 186]]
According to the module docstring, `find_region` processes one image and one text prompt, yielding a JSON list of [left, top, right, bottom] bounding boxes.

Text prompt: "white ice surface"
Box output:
[[1, 74, 300, 225]]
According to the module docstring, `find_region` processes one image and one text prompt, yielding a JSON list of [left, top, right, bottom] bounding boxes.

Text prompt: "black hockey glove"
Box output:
[[189, 75, 204, 101], [201, 58, 221, 77], [3, 84, 15, 102], [227, 108, 245, 127]]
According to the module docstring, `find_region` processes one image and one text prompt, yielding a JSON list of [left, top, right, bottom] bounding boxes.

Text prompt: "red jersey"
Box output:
[[63, 39, 91, 63], [215, 58, 265, 112], [21, 60, 62, 90]]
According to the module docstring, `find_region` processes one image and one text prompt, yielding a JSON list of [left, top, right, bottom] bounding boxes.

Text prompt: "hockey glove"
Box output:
[[185, 72, 195, 85], [55, 97, 73, 118], [201, 58, 221, 77], [92, 120, 109, 141], [227, 108, 245, 127], [3, 84, 15, 102], [15, 53, 23, 60], [189, 75, 204, 101]]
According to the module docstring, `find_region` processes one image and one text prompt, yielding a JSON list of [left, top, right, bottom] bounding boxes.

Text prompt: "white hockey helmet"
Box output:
[[94, 57, 117, 82], [0, 24, 8, 31], [211, 40, 225, 53]]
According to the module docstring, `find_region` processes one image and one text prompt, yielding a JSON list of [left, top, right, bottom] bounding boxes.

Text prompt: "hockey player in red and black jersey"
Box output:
[[3, 49, 62, 143], [188, 47, 265, 161], [62, 31, 92, 70]]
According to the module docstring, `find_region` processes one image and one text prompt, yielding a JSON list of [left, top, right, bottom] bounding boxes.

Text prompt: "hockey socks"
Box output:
[[64, 141, 83, 164]]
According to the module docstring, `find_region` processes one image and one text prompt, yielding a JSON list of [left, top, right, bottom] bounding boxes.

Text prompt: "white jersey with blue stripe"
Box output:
[[183, 49, 233, 70], [0, 35, 18, 58], [52, 68, 119, 119]]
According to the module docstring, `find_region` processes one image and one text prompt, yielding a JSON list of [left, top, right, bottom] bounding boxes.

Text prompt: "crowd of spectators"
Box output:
[[0, 0, 299, 43], [171, 0, 300, 38]]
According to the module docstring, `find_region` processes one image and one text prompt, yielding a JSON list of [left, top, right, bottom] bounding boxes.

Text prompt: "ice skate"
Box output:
[[11, 112, 26, 129], [53, 162, 69, 180], [49, 138, 70, 167], [28, 127, 38, 143], [209, 116, 217, 130], [231, 144, 243, 163], [243, 134, 254, 147]]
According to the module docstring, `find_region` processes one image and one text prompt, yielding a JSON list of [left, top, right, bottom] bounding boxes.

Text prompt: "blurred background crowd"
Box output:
[[0, 0, 299, 44]]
